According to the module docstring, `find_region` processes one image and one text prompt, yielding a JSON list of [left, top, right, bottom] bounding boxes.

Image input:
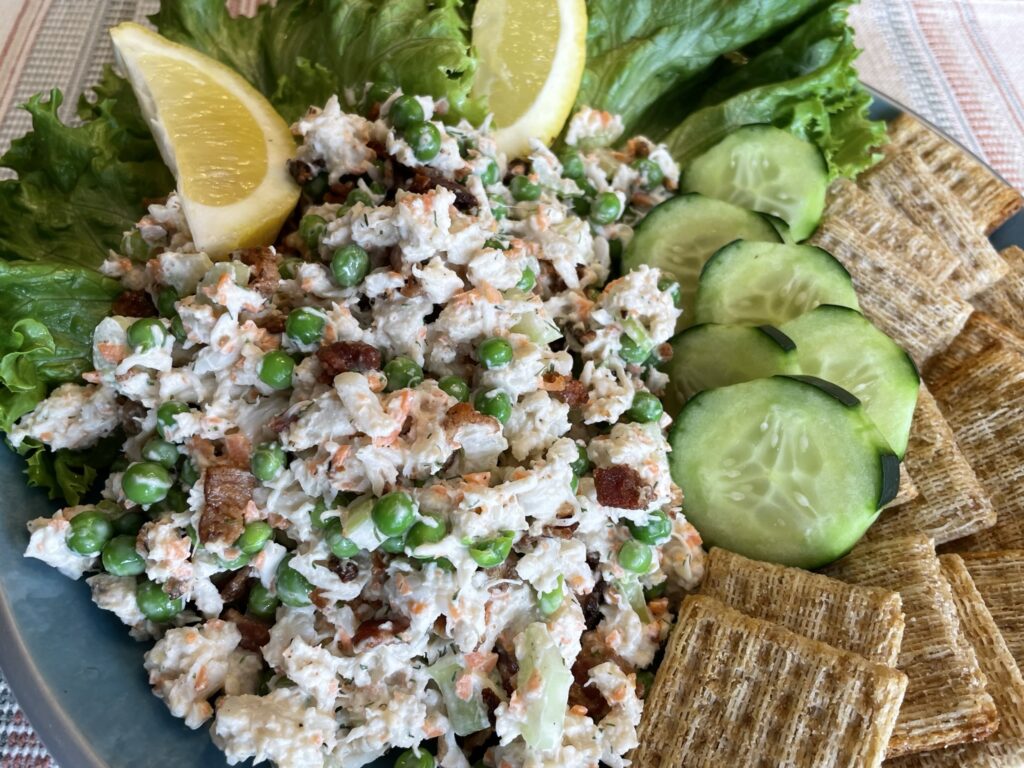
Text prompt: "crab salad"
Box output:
[[14, 88, 706, 768]]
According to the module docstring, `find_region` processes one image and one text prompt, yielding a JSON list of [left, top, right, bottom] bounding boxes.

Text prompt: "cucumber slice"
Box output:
[[781, 305, 920, 458], [669, 376, 899, 569], [682, 125, 828, 241], [695, 241, 860, 326], [623, 193, 781, 327], [665, 323, 798, 412]]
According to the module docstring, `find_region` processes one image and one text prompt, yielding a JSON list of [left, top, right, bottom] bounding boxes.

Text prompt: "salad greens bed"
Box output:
[[0, 0, 882, 502]]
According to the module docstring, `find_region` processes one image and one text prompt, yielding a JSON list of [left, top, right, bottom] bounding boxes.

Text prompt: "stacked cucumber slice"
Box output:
[[625, 125, 919, 569]]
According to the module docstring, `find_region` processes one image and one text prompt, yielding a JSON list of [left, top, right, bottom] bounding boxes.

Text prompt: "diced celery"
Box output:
[[342, 498, 386, 551], [199, 261, 249, 294], [622, 317, 654, 354], [511, 313, 562, 345], [426, 655, 491, 736], [516, 623, 572, 750], [615, 577, 651, 623]]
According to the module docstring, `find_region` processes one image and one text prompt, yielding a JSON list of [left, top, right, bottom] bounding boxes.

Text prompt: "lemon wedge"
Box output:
[[110, 23, 298, 258], [471, 0, 587, 159]]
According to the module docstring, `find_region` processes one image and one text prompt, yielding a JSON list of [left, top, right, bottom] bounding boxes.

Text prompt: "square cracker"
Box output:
[[810, 179, 973, 364], [631, 595, 907, 768], [887, 114, 1023, 235], [699, 547, 904, 665], [859, 149, 1008, 298], [958, 551, 1024, 672], [924, 311, 1024, 389], [932, 344, 1024, 551], [890, 463, 920, 509], [867, 386, 995, 545], [822, 535, 998, 757], [889, 555, 1024, 766], [973, 246, 1024, 338]]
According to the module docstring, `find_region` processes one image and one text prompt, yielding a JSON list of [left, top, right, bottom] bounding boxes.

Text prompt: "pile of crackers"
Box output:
[[632, 115, 1024, 767]]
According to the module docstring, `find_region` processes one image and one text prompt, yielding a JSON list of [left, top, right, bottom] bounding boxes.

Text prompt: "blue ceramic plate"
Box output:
[[1, 89, 1022, 768]]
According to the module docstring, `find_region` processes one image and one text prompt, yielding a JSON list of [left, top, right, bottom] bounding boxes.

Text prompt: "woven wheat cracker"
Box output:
[[868, 387, 995, 545], [699, 547, 904, 665], [859, 150, 1008, 298], [889, 555, 1024, 767], [959, 551, 1024, 672], [810, 180, 972, 365], [924, 311, 1024, 388], [973, 246, 1024, 338], [631, 595, 907, 768], [887, 114, 1023, 234], [932, 345, 1024, 551], [823, 535, 997, 757], [890, 464, 920, 509]]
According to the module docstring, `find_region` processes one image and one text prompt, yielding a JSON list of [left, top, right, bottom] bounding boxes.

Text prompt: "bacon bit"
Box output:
[[223, 433, 252, 469], [594, 465, 648, 510], [443, 403, 498, 437], [224, 608, 271, 652], [97, 341, 128, 365], [542, 372, 589, 409], [310, 588, 330, 610], [406, 169, 477, 210], [327, 557, 359, 582], [351, 616, 410, 651], [255, 311, 287, 335], [543, 523, 578, 540], [217, 570, 250, 604], [112, 289, 158, 318], [236, 247, 281, 296], [199, 465, 255, 545], [495, 638, 518, 695], [317, 341, 382, 382]]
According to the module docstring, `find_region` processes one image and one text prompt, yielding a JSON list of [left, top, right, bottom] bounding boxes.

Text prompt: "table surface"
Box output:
[[1, 0, 1023, 765]]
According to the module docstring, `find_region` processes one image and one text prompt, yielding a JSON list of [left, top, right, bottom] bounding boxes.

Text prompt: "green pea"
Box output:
[[631, 157, 665, 188], [627, 392, 663, 423], [405, 121, 442, 162], [644, 581, 666, 601], [406, 517, 447, 554], [324, 518, 360, 558], [515, 268, 536, 292], [395, 748, 435, 768], [569, 443, 590, 476], [285, 308, 326, 345], [384, 356, 424, 391], [156, 401, 190, 438], [122, 462, 172, 505], [559, 151, 585, 180], [142, 437, 179, 469], [572, 195, 592, 217], [247, 582, 279, 620], [474, 390, 512, 424], [370, 180, 387, 196], [468, 532, 513, 568], [276, 555, 313, 607], [658, 277, 682, 307], [618, 540, 653, 574], [114, 511, 146, 537], [259, 351, 295, 390], [159, 484, 188, 514], [438, 375, 470, 402], [491, 200, 508, 220], [127, 317, 166, 353], [331, 244, 370, 288], [389, 95, 425, 130], [170, 315, 187, 343], [485, 237, 507, 251], [590, 191, 623, 225], [67, 510, 113, 555], [120, 228, 149, 260], [156, 287, 178, 317], [309, 499, 329, 530], [428, 557, 455, 572], [279, 257, 304, 280], [136, 579, 184, 622], [346, 188, 374, 208], [299, 214, 327, 251], [304, 172, 328, 200], [480, 159, 500, 186], [510, 175, 541, 201], [102, 535, 146, 576], [251, 442, 286, 483], [218, 551, 251, 571], [627, 510, 672, 545], [371, 492, 416, 537], [478, 337, 513, 370], [636, 669, 655, 697], [618, 333, 649, 365], [537, 576, 564, 616], [380, 536, 407, 554], [180, 460, 200, 487], [570, 474, 579, 494], [236, 521, 274, 555], [366, 82, 394, 109]]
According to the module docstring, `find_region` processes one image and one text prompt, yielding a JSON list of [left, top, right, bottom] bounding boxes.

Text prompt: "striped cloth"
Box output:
[[1, 1, 1023, 765]]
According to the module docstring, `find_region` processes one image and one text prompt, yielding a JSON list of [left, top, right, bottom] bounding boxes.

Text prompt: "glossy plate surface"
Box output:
[[1, 90, 1021, 768]]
